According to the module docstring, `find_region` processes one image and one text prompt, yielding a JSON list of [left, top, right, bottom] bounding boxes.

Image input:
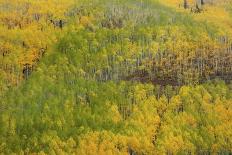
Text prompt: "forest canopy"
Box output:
[[0, 0, 232, 154]]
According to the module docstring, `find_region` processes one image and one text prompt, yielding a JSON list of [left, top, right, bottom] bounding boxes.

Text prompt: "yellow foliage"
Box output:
[[79, 16, 92, 27], [159, 0, 232, 36]]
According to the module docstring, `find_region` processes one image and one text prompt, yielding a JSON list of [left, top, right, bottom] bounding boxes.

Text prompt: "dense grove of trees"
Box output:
[[0, 0, 232, 154], [0, 0, 75, 94], [1, 43, 232, 154], [1, 0, 232, 92]]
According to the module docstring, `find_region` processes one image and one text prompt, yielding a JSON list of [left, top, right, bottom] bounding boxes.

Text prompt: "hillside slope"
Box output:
[[0, 0, 232, 154]]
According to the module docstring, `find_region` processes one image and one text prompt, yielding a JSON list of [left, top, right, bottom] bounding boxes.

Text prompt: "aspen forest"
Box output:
[[1, 0, 232, 154]]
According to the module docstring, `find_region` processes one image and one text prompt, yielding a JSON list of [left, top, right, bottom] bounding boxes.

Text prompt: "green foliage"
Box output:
[[0, 0, 232, 154]]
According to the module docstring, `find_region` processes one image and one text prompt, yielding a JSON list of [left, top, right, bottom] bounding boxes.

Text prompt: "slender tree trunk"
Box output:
[[184, 0, 188, 9], [201, 0, 204, 5]]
